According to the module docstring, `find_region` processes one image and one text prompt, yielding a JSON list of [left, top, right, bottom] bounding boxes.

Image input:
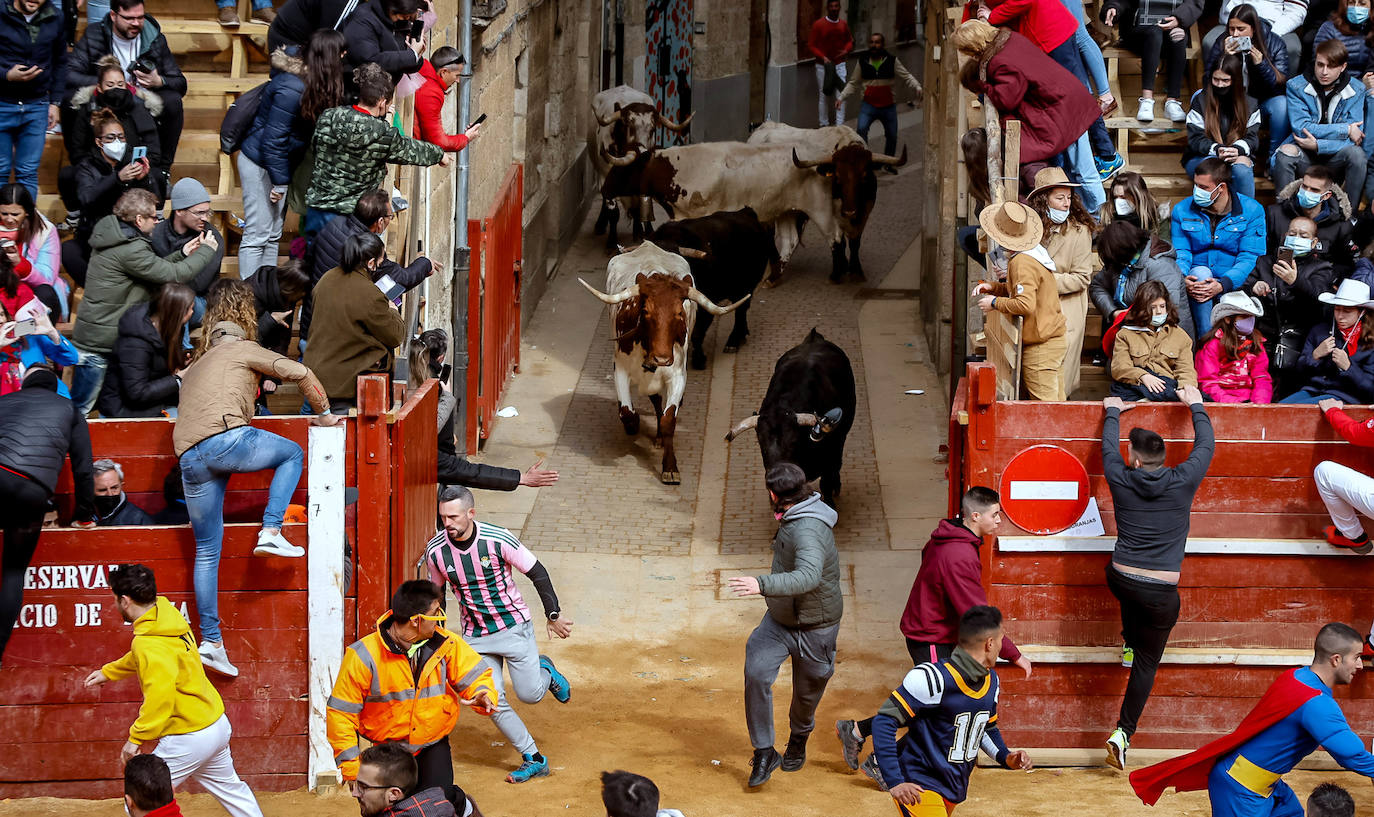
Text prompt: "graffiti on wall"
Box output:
[[646, 0, 693, 146]]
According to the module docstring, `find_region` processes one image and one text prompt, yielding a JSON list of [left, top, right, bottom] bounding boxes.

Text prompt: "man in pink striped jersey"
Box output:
[[426, 485, 574, 784]]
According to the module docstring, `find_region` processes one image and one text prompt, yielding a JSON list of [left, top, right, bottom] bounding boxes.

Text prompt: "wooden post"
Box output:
[[306, 425, 346, 792]]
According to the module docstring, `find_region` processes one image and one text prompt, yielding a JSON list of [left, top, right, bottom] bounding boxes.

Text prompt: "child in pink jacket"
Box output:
[[1196, 291, 1272, 403]]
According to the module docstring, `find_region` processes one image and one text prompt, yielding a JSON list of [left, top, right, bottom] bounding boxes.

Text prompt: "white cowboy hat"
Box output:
[[1210, 291, 1264, 326], [977, 201, 1042, 253], [1318, 278, 1374, 308]]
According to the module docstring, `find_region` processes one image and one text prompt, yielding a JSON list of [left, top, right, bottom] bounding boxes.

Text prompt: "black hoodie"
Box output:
[[1101, 405, 1214, 573]]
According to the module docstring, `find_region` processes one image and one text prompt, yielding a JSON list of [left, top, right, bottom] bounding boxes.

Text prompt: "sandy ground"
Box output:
[[5, 640, 1374, 816]]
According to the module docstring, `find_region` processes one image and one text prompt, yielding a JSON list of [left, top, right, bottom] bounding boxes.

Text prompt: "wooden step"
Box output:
[[1019, 644, 1310, 666]]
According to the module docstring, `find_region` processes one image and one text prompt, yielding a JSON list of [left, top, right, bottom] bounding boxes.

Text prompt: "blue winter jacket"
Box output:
[[1281, 72, 1364, 155], [1171, 190, 1267, 293], [1204, 17, 1288, 101], [0, 0, 66, 104], [239, 51, 308, 187]]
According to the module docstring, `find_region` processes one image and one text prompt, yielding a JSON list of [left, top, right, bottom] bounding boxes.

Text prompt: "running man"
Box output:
[[83, 564, 263, 817], [1132, 623, 1374, 816], [869, 606, 1033, 815], [425, 485, 574, 783]]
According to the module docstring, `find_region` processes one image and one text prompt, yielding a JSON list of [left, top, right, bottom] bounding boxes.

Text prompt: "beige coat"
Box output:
[[1044, 222, 1095, 396], [1110, 323, 1198, 388], [988, 252, 1067, 345]]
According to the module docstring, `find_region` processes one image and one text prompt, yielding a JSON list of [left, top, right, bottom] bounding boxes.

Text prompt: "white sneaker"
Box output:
[[1164, 99, 1186, 122], [255, 529, 305, 558], [1136, 97, 1155, 122], [1105, 728, 1130, 770], [199, 641, 240, 677]]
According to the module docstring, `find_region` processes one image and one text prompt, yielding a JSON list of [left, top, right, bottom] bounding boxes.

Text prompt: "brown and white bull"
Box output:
[[590, 85, 691, 253], [747, 121, 905, 282], [579, 241, 746, 485]]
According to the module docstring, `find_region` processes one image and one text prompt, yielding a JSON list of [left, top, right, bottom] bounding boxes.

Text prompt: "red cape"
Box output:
[[1129, 667, 1321, 806]]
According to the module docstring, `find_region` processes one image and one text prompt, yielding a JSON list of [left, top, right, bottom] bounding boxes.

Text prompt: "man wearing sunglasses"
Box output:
[[328, 580, 497, 808]]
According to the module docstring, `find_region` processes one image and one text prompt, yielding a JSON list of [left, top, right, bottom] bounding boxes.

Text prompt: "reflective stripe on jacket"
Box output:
[[326, 626, 495, 779]]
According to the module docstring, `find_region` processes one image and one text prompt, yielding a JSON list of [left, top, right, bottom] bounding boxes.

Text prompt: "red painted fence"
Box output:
[[464, 164, 524, 451], [0, 376, 439, 798], [950, 362, 1374, 751]]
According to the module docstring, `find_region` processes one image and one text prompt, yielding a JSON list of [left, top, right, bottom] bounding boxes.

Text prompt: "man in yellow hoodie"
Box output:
[[83, 564, 263, 817]]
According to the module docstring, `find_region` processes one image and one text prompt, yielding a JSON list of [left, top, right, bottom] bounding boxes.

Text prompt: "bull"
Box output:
[[580, 241, 747, 484], [725, 328, 855, 504], [590, 85, 691, 253], [747, 122, 905, 282], [648, 208, 778, 370]]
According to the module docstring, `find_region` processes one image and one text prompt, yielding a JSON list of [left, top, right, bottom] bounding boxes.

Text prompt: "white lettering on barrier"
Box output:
[[1008, 480, 1080, 500], [18, 604, 58, 628], [23, 563, 119, 591]]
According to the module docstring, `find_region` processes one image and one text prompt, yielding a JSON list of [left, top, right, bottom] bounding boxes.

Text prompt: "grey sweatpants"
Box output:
[[465, 620, 550, 757], [744, 612, 840, 750]]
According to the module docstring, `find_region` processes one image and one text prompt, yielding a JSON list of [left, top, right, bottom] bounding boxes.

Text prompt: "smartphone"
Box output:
[[11, 319, 38, 337], [1277, 246, 1295, 264], [131, 145, 147, 162], [438, 363, 452, 382], [375, 274, 405, 301], [1232, 35, 1253, 52], [469, 112, 487, 129]]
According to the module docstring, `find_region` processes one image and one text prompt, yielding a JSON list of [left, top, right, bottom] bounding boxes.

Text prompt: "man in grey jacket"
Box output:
[[728, 462, 842, 788]]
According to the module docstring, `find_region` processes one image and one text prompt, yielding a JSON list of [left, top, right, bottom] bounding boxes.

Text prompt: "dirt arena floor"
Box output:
[[4, 640, 1374, 816]]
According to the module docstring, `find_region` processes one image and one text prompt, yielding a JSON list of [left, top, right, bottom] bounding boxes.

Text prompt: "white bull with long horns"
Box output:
[[579, 241, 746, 485]]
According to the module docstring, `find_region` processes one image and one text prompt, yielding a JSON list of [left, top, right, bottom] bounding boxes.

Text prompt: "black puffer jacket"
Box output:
[[341, 0, 422, 81], [65, 15, 187, 97], [63, 84, 164, 170], [248, 266, 299, 357], [97, 302, 180, 418], [73, 154, 163, 244], [0, 380, 96, 520]]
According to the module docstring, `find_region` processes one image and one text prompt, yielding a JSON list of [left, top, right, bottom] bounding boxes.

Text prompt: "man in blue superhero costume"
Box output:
[[1132, 622, 1374, 815]]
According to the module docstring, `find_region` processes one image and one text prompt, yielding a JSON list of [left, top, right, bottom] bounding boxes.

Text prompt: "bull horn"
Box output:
[[678, 247, 708, 260], [601, 146, 641, 167], [792, 147, 827, 169], [725, 414, 759, 442], [656, 111, 694, 132], [578, 278, 639, 305], [686, 287, 749, 316], [596, 109, 619, 127], [871, 145, 909, 167], [794, 412, 819, 427]]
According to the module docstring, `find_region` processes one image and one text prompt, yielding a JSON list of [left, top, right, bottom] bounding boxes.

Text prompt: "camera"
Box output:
[[131, 55, 157, 75]]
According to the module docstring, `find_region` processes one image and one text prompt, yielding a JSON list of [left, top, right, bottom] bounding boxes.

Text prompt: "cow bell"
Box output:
[[810, 408, 844, 442]]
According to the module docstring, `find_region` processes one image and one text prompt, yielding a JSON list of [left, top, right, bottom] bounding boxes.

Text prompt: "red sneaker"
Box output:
[[1325, 525, 1374, 555], [1363, 637, 1374, 665]]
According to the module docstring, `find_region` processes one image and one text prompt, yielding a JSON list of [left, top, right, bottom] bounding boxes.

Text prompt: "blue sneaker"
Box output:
[[541, 654, 571, 703], [1096, 153, 1125, 181], [506, 753, 549, 783]]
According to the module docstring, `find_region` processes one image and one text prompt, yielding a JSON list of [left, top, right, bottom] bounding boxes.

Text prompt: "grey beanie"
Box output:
[[170, 178, 211, 211]]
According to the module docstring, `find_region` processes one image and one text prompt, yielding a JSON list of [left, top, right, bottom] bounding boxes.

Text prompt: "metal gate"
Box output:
[[464, 164, 523, 451]]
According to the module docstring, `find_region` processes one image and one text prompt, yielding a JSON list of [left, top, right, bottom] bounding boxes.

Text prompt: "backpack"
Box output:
[[219, 81, 269, 155]]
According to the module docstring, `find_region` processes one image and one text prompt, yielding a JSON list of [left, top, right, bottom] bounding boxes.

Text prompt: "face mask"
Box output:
[[1283, 235, 1314, 256], [1349, 5, 1370, 23], [95, 494, 122, 517], [1212, 83, 1232, 95], [98, 88, 132, 109], [1234, 316, 1256, 334], [1114, 197, 1136, 216], [1151, 313, 1167, 327], [1193, 184, 1218, 208], [1048, 207, 1070, 224], [102, 139, 127, 161], [1296, 188, 1324, 209]]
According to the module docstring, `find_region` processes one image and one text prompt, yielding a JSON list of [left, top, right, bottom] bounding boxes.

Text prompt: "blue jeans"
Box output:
[[70, 346, 109, 416], [0, 100, 49, 200], [216, 0, 272, 10], [85, 0, 108, 24], [1047, 37, 1115, 159], [1064, 131, 1106, 212], [1184, 155, 1255, 198], [181, 426, 304, 643], [857, 101, 899, 157], [1261, 95, 1289, 165], [1279, 389, 1340, 403]]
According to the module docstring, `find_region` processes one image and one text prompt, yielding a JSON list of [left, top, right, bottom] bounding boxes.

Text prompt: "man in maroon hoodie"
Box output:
[[125, 754, 184, 817], [834, 486, 1032, 784]]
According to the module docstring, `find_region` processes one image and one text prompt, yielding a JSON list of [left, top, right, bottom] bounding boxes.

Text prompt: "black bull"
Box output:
[[725, 328, 856, 504]]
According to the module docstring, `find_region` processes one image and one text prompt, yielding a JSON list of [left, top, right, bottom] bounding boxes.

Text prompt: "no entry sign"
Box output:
[[998, 445, 1091, 535]]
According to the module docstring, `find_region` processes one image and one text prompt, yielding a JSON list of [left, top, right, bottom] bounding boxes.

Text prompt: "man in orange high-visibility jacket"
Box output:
[[328, 580, 497, 799]]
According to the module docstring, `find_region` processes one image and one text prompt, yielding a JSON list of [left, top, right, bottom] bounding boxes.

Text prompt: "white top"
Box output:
[[111, 34, 140, 83]]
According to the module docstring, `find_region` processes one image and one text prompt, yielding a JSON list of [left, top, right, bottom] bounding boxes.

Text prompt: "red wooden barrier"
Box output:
[[464, 164, 523, 451], [951, 361, 1374, 752], [0, 376, 442, 798]]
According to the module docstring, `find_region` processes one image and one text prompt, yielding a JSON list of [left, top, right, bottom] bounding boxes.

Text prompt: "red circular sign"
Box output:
[[998, 445, 1091, 535]]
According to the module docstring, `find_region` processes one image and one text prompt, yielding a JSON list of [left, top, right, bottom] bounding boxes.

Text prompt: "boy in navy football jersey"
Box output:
[[870, 606, 1032, 815]]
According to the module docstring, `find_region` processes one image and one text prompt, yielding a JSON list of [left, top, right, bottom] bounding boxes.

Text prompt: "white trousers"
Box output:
[[815, 62, 847, 126], [153, 714, 263, 817], [1315, 461, 1374, 540]]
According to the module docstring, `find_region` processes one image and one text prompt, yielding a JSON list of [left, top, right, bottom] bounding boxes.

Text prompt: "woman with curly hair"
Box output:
[[1026, 166, 1098, 396], [195, 278, 259, 361]]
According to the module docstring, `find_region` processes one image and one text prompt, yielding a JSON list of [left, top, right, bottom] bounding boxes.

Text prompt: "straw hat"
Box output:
[[977, 201, 1043, 253], [1210, 291, 1263, 326], [1318, 279, 1374, 308], [1028, 166, 1082, 200]]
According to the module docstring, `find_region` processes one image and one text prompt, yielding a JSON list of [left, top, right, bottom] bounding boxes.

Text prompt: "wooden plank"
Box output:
[[1004, 619, 1341, 650], [1, 698, 306, 739], [997, 535, 1368, 558], [992, 551, 1374, 589], [307, 425, 347, 790], [1016, 645, 1309, 665], [991, 584, 1374, 625], [0, 659, 305, 704], [0, 734, 306, 781], [0, 773, 306, 800]]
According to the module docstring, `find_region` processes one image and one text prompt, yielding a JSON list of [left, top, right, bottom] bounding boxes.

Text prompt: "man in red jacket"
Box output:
[[125, 754, 184, 817], [833, 485, 1033, 784], [809, 0, 853, 126], [413, 47, 483, 152]]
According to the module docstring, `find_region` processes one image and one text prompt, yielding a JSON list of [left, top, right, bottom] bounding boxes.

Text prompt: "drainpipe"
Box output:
[[451, 0, 474, 451]]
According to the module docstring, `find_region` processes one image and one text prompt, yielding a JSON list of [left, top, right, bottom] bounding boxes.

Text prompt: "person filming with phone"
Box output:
[[151, 178, 223, 324], [1243, 216, 1334, 398], [414, 47, 483, 152]]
